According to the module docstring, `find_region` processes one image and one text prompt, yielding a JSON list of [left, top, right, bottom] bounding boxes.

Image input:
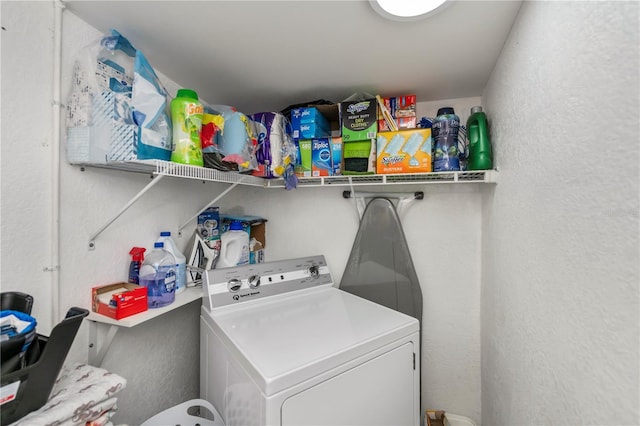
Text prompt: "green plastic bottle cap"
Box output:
[[176, 88, 199, 101]]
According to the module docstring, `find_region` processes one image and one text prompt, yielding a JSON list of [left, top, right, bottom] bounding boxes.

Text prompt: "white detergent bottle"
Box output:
[[157, 231, 187, 293], [217, 221, 250, 268]]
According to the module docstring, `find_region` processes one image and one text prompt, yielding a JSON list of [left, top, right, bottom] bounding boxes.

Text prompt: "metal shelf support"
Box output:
[[88, 174, 165, 250], [88, 321, 119, 366], [177, 178, 246, 236]]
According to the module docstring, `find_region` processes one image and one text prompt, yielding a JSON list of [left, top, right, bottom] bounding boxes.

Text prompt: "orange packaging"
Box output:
[[376, 128, 432, 174]]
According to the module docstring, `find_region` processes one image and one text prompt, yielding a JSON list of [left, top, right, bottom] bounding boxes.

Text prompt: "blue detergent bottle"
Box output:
[[139, 242, 176, 308], [432, 107, 461, 171]]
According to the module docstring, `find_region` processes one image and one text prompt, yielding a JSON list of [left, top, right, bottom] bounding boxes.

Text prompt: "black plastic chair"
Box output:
[[1, 292, 33, 314], [0, 306, 89, 425]]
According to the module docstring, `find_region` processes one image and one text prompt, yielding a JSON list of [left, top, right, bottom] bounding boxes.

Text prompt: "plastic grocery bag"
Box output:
[[204, 104, 258, 173], [66, 29, 171, 164]]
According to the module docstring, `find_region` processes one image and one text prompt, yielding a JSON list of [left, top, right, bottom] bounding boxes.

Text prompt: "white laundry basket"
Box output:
[[446, 413, 478, 426], [140, 399, 225, 426]]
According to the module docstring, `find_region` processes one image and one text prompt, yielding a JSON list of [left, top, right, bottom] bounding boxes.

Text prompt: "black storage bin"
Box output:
[[0, 298, 88, 426], [0, 292, 33, 315]]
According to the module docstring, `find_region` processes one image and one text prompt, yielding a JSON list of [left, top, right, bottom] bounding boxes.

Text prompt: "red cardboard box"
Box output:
[[92, 283, 148, 320]]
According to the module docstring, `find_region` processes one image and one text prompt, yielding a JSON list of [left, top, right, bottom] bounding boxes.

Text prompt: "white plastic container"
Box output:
[[217, 221, 250, 268], [139, 242, 176, 308], [157, 231, 187, 294], [446, 414, 478, 426]]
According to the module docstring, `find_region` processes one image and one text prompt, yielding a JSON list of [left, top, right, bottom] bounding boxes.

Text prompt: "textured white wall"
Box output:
[[1, 0, 56, 334], [481, 2, 639, 425]]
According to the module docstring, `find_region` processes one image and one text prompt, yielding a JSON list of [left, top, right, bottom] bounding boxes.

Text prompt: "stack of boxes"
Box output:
[[375, 95, 433, 174], [290, 106, 342, 177], [289, 93, 433, 177]]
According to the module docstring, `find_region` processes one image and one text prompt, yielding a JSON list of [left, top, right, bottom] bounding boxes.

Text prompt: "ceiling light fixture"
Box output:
[[370, 0, 450, 21]]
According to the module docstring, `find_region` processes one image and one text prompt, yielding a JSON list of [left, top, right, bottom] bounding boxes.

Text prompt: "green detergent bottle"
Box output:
[[466, 106, 493, 170], [171, 89, 204, 166]]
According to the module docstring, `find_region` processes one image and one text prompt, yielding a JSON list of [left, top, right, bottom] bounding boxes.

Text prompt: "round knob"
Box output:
[[308, 265, 319, 279], [248, 274, 261, 289], [227, 279, 242, 293]]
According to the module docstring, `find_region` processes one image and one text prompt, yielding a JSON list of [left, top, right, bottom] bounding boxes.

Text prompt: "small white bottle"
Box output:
[[217, 221, 250, 268], [157, 231, 187, 294]]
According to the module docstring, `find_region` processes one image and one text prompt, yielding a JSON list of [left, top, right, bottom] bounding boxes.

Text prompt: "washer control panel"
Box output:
[[203, 255, 333, 310]]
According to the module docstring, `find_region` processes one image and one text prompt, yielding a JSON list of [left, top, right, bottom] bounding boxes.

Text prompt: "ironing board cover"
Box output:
[[340, 197, 423, 325], [9, 363, 126, 426]]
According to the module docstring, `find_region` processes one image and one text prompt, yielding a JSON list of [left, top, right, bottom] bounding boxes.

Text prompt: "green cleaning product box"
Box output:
[[342, 139, 376, 175], [295, 139, 312, 177], [341, 99, 377, 142]]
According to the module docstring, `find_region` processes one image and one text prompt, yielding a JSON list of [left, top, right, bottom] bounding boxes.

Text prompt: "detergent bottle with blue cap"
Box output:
[[217, 221, 250, 268], [432, 107, 461, 171]]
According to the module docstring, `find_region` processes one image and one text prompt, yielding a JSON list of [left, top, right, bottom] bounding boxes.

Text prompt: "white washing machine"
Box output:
[[200, 255, 420, 426]]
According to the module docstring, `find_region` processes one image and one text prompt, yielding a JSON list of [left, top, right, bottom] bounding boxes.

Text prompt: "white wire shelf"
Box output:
[[80, 159, 267, 187], [81, 160, 498, 188], [271, 170, 498, 188], [81, 160, 497, 249]]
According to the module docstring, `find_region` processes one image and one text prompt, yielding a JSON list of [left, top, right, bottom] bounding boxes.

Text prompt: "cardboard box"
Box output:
[[290, 107, 331, 133], [377, 95, 417, 119], [295, 139, 312, 177], [376, 128, 433, 174], [378, 116, 417, 132], [331, 137, 343, 176], [310, 138, 333, 177], [220, 215, 267, 264], [343, 139, 376, 175], [294, 122, 331, 140], [92, 283, 148, 320], [341, 99, 377, 142], [197, 207, 221, 244], [311, 103, 342, 138]]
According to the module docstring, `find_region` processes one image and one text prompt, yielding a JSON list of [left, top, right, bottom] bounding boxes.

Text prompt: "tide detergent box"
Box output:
[[376, 128, 432, 174], [341, 99, 377, 142]]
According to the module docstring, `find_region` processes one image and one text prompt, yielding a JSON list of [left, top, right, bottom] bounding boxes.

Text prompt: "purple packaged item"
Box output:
[[250, 112, 296, 179]]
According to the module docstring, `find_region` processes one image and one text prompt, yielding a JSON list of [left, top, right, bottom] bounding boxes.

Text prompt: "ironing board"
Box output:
[[340, 196, 423, 325]]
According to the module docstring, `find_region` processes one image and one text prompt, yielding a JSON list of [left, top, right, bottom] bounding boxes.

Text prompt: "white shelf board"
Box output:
[[87, 286, 202, 328]]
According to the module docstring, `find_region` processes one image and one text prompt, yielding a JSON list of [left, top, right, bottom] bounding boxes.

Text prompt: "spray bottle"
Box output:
[[128, 247, 146, 284]]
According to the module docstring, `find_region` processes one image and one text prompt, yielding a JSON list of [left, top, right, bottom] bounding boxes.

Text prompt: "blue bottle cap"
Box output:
[[154, 242, 164, 248], [230, 221, 244, 231], [160, 231, 171, 237], [437, 107, 455, 116]]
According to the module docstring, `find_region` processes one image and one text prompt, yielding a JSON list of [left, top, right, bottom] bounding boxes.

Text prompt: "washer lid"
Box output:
[[208, 286, 419, 396]]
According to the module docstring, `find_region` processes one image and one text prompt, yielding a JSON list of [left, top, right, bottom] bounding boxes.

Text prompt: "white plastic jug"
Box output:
[[217, 222, 250, 268], [157, 231, 187, 294]]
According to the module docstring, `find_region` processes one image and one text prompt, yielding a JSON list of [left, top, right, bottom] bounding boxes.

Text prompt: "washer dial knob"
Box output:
[[227, 279, 242, 293], [308, 265, 319, 279], [248, 274, 261, 289]]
